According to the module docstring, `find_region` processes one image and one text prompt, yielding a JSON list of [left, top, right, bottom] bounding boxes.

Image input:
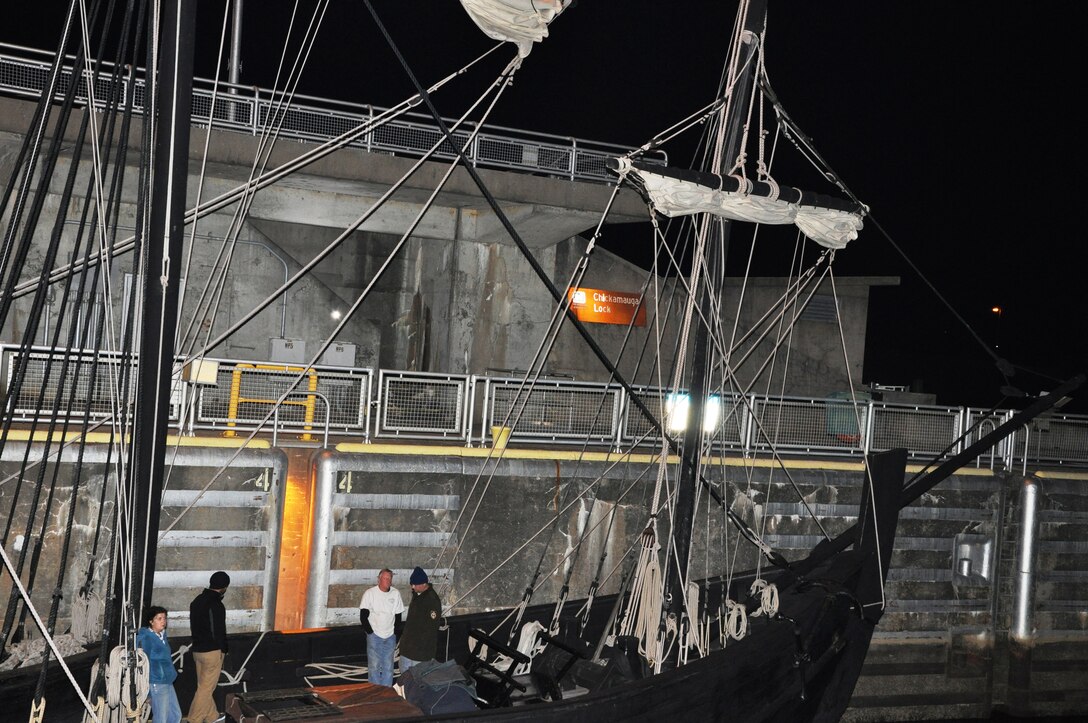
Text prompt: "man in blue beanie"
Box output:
[[398, 566, 443, 675]]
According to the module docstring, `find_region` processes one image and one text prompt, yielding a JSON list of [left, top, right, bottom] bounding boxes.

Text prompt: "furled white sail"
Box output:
[[615, 159, 864, 250], [460, 0, 568, 58]]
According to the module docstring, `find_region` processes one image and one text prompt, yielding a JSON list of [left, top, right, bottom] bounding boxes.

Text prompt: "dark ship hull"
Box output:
[[213, 448, 907, 722]]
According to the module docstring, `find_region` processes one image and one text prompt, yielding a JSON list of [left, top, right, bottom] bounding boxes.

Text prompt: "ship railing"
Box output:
[[0, 43, 663, 184], [3, 345, 1087, 468]]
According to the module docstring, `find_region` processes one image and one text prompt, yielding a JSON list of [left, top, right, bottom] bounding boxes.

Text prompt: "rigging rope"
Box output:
[[618, 530, 664, 665]]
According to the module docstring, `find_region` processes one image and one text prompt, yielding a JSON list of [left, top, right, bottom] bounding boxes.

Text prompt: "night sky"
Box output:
[[2, 1, 1085, 411]]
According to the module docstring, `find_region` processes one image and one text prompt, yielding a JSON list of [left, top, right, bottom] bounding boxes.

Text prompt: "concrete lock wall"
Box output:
[[0, 96, 894, 398], [303, 450, 662, 627], [0, 441, 286, 643]]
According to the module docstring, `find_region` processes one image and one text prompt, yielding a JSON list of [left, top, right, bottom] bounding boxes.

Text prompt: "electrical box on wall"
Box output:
[[319, 341, 356, 367], [269, 338, 307, 364], [181, 359, 219, 385]]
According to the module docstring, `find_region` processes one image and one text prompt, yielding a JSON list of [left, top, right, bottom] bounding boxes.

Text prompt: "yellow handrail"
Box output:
[[224, 363, 319, 441]]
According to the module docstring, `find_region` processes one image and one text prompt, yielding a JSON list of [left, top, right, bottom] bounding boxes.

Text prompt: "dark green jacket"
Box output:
[[399, 586, 442, 661]]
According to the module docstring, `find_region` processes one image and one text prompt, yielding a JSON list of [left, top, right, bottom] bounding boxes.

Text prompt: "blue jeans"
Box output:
[[366, 632, 396, 686], [149, 682, 182, 723], [400, 655, 422, 674]]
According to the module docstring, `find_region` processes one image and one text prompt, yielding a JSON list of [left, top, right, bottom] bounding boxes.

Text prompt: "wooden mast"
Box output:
[[126, 0, 197, 626], [663, 0, 768, 642]]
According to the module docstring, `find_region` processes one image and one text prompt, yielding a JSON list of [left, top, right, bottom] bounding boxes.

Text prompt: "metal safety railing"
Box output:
[[2, 345, 1087, 468], [482, 376, 622, 446], [222, 363, 319, 440], [194, 358, 371, 440], [376, 369, 469, 441], [0, 347, 181, 424], [0, 43, 661, 184]]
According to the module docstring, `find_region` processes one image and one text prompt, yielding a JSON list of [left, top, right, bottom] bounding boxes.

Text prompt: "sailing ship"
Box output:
[[0, 1, 1082, 721]]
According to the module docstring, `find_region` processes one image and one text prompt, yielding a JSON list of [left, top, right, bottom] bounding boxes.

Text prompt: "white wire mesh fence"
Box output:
[[2, 346, 1086, 468], [0, 44, 656, 184]]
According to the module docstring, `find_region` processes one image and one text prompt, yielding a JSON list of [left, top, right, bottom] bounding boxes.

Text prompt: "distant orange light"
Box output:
[[991, 306, 1002, 314]]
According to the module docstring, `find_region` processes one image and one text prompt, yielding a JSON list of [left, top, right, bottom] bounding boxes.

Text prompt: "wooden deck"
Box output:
[[226, 684, 423, 722]]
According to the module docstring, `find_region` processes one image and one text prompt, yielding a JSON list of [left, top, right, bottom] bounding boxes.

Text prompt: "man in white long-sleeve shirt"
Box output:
[[359, 568, 405, 686]]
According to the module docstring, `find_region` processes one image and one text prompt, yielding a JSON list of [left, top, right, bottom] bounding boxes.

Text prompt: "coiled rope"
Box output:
[[748, 579, 779, 618], [92, 645, 148, 720], [725, 599, 748, 640]]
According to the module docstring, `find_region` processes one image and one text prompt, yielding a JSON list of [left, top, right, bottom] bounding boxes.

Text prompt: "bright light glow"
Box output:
[[331, 310, 342, 320], [991, 306, 1002, 314], [665, 393, 721, 433]]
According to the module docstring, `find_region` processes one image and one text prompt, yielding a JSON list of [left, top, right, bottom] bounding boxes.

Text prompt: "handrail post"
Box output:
[[362, 370, 372, 444], [224, 363, 251, 437], [743, 394, 757, 456], [1021, 425, 1031, 476], [614, 384, 626, 454], [252, 87, 260, 135], [367, 105, 374, 152], [863, 400, 874, 457], [465, 374, 477, 448], [300, 369, 319, 442]]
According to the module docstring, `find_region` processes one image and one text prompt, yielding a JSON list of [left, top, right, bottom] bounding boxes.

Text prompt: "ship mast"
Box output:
[[663, 0, 768, 643], [122, 0, 197, 635]]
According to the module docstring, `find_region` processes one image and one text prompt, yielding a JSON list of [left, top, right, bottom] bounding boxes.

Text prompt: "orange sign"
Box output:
[[567, 287, 647, 327]]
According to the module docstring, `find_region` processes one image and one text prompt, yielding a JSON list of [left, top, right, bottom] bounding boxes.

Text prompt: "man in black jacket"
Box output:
[[187, 571, 230, 723], [399, 567, 443, 674]]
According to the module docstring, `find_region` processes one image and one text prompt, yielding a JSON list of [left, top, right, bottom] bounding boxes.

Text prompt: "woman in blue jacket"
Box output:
[[137, 605, 182, 723]]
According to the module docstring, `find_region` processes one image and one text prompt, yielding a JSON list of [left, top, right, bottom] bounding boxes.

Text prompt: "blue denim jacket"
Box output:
[[136, 627, 178, 685]]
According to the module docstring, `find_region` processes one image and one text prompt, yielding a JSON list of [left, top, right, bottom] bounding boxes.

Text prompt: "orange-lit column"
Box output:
[[274, 447, 316, 630]]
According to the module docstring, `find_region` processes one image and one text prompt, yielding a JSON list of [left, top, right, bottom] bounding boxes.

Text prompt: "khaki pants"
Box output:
[[187, 650, 224, 723]]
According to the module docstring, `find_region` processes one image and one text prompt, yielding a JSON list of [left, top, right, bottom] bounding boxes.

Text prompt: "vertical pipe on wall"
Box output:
[[303, 449, 338, 627], [1012, 476, 1040, 643]]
